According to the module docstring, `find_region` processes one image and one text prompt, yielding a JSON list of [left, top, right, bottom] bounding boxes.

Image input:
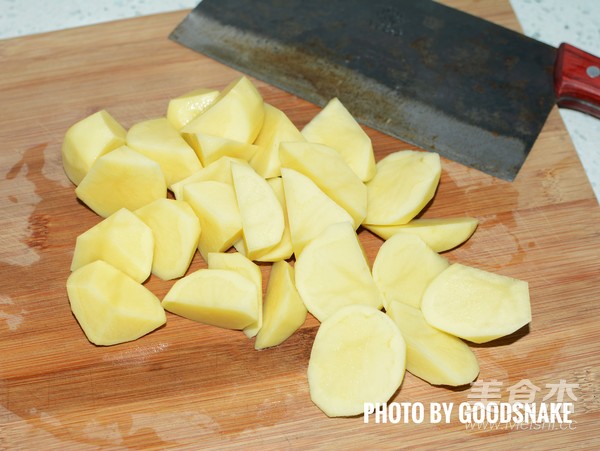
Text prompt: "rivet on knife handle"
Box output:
[[554, 43, 600, 118]]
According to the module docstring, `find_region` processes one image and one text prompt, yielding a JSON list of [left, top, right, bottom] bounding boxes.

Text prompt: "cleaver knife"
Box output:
[[169, 0, 600, 181]]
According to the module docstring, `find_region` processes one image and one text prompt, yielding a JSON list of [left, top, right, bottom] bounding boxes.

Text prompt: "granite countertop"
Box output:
[[1, 0, 598, 199]]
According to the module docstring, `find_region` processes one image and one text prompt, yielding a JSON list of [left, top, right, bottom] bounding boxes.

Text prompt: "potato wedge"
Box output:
[[364, 150, 441, 226], [372, 233, 449, 309], [294, 221, 384, 322], [255, 260, 307, 350], [162, 268, 258, 330], [167, 87, 219, 129], [421, 263, 531, 343], [67, 260, 166, 346], [71, 208, 154, 284], [387, 301, 479, 386], [308, 305, 406, 417], [365, 217, 479, 252]]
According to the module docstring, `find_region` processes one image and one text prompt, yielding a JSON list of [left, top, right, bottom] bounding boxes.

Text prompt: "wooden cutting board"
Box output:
[[1, 2, 598, 448]]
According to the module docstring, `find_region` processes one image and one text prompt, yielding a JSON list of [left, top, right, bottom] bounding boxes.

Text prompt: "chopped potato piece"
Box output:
[[302, 97, 376, 182], [372, 233, 449, 308], [387, 301, 479, 386], [281, 168, 354, 257], [181, 76, 264, 144], [421, 263, 531, 343], [308, 305, 406, 417], [61, 109, 126, 186], [135, 199, 201, 280], [182, 132, 258, 167], [167, 87, 219, 129], [171, 156, 247, 200], [295, 221, 384, 322], [365, 217, 478, 252], [280, 141, 367, 228], [182, 180, 243, 261], [162, 268, 258, 330], [67, 260, 166, 346], [231, 161, 285, 260], [75, 145, 166, 218], [71, 208, 154, 283], [126, 117, 201, 187], [250, 103, 305, 178], [255, 260, 307, 350], [364, 150, 441, 226], [207, 252, 262, 338]]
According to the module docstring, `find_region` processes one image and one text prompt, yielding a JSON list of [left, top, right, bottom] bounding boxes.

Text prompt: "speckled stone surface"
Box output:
[[1, 0, 598, 199]]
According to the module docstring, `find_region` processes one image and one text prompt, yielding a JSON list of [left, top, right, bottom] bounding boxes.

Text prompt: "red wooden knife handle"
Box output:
[[554, 43, 600, 118]]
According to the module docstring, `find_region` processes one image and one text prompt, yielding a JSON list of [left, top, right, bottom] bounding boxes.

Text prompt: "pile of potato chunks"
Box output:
[[63, 76, 531, 418]]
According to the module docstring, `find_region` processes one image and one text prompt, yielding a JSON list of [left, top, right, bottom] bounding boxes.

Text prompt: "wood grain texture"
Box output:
[[1, 3, 598, 449]]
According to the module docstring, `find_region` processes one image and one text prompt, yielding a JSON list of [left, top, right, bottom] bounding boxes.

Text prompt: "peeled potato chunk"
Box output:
[[207, 252, 262, 338], [182, 180, 243, 261], [183, 133, 258, 167], [67, 260, 166, 346], [171, 156, 247, 200], [135, 198, 201, 280], [281, 168, 354, 257], [387, 301, 479, 386], [372, 233, 449, 309], [71, 208, 154, 283], [280, 141, 367, 228], [126, 117, 202, 187], [162, 268, 258, 330], [365, 217, 478, 252], [421, 263, 531, 344], [295, 221, 384, 322], [250, 103, 305, 178], [364, 150, 441, 226], [181, 76, 264, 144], [75, 145, 167, 218], [231, 161, 285, 260], [61, 109, 127, 186], [234, 176, 293, 262], [255, 260, 307, 350], [167, 87, 219, 129], [301, 97, 376, 182], [308, 305, 406, 417]]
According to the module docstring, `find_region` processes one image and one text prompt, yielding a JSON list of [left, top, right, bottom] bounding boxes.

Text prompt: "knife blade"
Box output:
[[169, 0, 599, 181]]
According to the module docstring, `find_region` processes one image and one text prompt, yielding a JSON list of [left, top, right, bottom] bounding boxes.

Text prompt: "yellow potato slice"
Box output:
[[364, 150, 441, 226], [182, 181, 243, 261], [294, 221, 384, 322], [421, 263, 531, 343], [167, 87, 219, 129], [207, 252, 262, 338], [75, 145, 166, 218], [62, 109, 127, 186], [387, 301, 479, 386], [126, 117, 201, 187], [170, 156, 247, 200], [280, 141, 367, 228], [365, 217, 479, 252], [233, 176, 294, 262], [135, 198, 201, 280], [308, 305, 406, 417], [372, 233, 449, 309], [67, 260, 166, 346], [71, 208, 154, 283], [301, 97, 376, 182], [250, 103, 305, 178], [162, 268, 258, 330], [255, 260, 307, 350], [231, 161, 285, 260], [181, 76, 264, 144], [182, 132, 258, 167], [281, 168, 354, 257]]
